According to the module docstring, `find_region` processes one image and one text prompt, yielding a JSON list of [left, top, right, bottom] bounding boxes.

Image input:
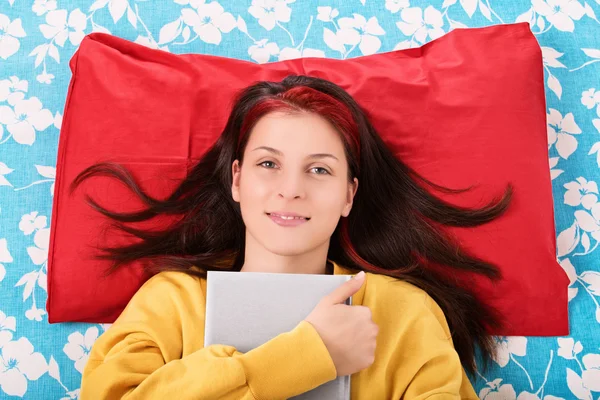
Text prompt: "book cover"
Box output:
[[204, 270, 352, 399]]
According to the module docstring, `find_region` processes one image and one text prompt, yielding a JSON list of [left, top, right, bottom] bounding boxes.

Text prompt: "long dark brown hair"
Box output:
[[71, 75, 512, 375]]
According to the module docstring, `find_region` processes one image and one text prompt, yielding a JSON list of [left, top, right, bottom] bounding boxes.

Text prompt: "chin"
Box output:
[[261, 237, 318, 256], [265, 236, 330, 258], [267, 245, 311, 257]]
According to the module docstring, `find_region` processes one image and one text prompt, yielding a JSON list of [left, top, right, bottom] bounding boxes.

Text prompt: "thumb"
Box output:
[[323, 271, 365, 305]]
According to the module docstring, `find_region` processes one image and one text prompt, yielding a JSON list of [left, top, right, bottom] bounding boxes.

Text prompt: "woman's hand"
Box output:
[[304, 272, 379, 377]]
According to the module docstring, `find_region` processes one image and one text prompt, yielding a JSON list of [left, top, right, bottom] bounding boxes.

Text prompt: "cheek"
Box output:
[[311, 185, 348, 217], [239, 173, 271, 199], [237, 172, 272, 216]]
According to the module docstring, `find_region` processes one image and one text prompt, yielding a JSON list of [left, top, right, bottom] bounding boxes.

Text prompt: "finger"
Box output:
[[322, 271, 365, 305]]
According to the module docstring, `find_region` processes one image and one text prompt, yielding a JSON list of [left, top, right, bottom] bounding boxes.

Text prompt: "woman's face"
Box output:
[[231, 111, 358, 258]]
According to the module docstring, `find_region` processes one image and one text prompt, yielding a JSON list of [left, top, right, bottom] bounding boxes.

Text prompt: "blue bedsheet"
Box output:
[[1, 0, 599, 398]]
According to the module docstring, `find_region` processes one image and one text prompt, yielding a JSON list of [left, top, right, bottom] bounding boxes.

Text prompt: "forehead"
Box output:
[[246, 111, 345, 155]]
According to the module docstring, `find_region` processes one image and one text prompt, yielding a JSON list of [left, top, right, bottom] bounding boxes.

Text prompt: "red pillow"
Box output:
[[47, 22, 569, 336]]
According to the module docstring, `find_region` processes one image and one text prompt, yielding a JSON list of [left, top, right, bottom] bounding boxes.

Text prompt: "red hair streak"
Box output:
[[237, 86, 361, 164]]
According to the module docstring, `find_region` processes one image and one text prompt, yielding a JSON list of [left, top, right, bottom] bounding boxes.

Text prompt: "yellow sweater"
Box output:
[[80, 261, 478, 399]]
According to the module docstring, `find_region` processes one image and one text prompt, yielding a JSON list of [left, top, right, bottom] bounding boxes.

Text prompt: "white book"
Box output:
[[204, 270, 352, 400]]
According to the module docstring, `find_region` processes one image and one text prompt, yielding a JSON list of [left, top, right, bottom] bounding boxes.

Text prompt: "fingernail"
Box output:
[[354, 271, 365, 280]]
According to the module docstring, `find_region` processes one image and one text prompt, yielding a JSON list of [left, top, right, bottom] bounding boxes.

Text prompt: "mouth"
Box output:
[[266, 212, 311, 226], [266, 212, 310, 220]]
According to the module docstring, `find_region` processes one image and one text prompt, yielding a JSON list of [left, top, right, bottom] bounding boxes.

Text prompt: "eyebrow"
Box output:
[[252, 146, 339, 161]]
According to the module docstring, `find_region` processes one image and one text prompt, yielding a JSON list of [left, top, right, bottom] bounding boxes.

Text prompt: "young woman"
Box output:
[[78, 75, 512, 399]]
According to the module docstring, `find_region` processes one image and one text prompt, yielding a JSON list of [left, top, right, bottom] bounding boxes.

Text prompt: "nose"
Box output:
[[277, 170, 305, 199]]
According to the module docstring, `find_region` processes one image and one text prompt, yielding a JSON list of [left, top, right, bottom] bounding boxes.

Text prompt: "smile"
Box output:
[[266, 213, 310, 227]]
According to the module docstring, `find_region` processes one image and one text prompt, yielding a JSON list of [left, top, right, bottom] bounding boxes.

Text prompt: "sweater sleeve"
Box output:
[[79, 272, 337, 400]]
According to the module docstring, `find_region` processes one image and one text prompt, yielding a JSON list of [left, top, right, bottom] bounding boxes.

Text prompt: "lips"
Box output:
[[266, 212, 310, 220], [266, 212, 310, 227]]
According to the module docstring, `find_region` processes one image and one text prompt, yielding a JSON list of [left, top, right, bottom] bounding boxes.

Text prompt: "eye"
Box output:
[[310, 167, 331, 175], [258, 160, 277, 169]]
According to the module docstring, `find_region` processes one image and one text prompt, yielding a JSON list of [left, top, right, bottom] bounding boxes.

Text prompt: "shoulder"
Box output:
[[364, 271, 430, 306], [145, 267, 204, 288], [136, 268, 204, 298], [364, 272, 452, 341], [117, 269, 206, 322]]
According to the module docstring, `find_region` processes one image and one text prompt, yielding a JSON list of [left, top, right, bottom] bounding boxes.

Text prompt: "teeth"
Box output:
[[271, 214, 305, 220]]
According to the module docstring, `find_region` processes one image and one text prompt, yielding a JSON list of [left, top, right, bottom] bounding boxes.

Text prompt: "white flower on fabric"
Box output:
[[566, 368, 593, 400], [25, 305, 46, 322], [174, 0, 205, 7], [549, 156, 564, 180], [248, 39, 280, 63], [19, 211, 50, 265], [27, 227, 49, 266], [36, 70, 55, 84], [573, 203, 600, 239], [133, 36, 169, 52], [547, 108, 581, 159], [248, 0, 294, 31], [337, 14, 385, 55], [0, 239, 13, 262], [396, 6, 445, 43], [0, 162, 12, 187], [393, 40, 413, 50], [557, 337, 584, 359], [0, 76, 28, 106], [0, 311, 16, 348], [53, 113, 62, 130], [492, 336, 527, 367], [181, 2, 236, 45], [386, 0, 410, 13], [0, 239, 13, 284], [60, 389, 80, 400], [516, 392, 565, 400], [19, 212, 47, 236], [532, 0, 585, 32], [278, 47, 325, 61], [0, 98, 53, 146], [316, 6, 339, 22], [581, 88, 600, 116], [582, 353, 600, 391], [558, 258, 578, 301], [0, 338, 48, 398], [564, 177, 598, 208], [479, 380, 517, 400], [0, 14, 26, 60], [541, 47, 567, 68], [63, 327, 99, 373], [32, 0, 57, 16], [33, 165, 56, 197], [39, 9, 87, 47], [100, 324, 112, 331], [517, 392, 538, 400]]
